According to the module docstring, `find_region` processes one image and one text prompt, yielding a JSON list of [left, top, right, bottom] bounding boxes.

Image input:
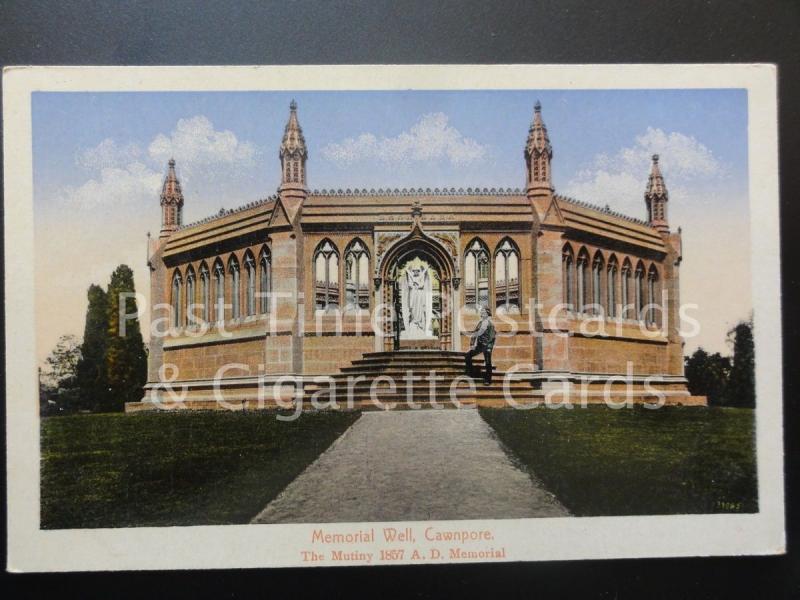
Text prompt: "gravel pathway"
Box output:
[[252, 409, 568, 523]]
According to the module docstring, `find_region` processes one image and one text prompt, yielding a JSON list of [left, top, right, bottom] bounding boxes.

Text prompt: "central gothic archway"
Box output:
[[377, 232, 458, 352]]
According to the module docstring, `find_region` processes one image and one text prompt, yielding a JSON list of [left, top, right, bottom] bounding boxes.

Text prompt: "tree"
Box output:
[[75, 284, 109, 411], [104, 265, 148, 411], [727, 318, 755, 407], [41, 334, 82, 413], [684, 348, 731, 405]]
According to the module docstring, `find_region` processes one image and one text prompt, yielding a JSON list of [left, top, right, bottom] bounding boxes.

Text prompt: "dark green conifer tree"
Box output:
[[75, 284, 109, 411], [727, 318, 756, 407], [104, 265, 148, 411]]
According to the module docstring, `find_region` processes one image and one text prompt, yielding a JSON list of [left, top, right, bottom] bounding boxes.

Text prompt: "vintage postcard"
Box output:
[[4, 65, 784, 571]]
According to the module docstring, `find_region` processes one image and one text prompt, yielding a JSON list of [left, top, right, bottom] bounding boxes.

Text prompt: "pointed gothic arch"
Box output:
[[228, 255, 241, 319], [379, 229, 456, 352], [198, 261, 210, 322], [464, 237, 490, 311], [576, 247, 590, 313], [185, 265, 196, 325], [607, 254, 619, 318], [634, 259, 646, 321], [243, 250, 256, 317], [259, 246, 272, 314], [621, 257, 633, 319], [562, 243, 575, 309], [344, 238, 370, 310], [647, 264, 661, 326], [171, 269, 183, 327], [314, 239, 340, 311], [589, 250, 604, 315], [494, 237, 521, 312], [212, 257, 225, 322]]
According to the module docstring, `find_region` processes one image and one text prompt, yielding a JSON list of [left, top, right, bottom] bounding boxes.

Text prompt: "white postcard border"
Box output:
[[3, 64, 784, 571]]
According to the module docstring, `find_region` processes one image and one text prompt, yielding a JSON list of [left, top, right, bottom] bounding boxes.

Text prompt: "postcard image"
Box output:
[[3, 65, 784, 571]]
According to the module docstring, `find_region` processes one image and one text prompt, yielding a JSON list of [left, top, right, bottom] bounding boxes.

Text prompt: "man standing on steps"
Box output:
[[465, 306, 496, 385]]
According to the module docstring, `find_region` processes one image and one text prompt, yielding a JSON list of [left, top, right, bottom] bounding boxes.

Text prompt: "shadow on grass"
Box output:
[[41, 410, 360, 529], [480, 405, 757, 516]]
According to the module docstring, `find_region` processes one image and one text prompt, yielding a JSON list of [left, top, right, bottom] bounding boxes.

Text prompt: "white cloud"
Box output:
[[148, 115, 256, 173], [77, 138, 142, 170], [562, 127, 725, 216], [59, 162, 162, 209], [322, 112, 488, 167], [37, 116, 258, 362], [59, 116, 259, 210]]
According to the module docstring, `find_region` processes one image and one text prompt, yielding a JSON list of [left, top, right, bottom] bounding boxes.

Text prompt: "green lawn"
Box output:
[[41, 410, 360, 529], [480, 405, 757, 516]]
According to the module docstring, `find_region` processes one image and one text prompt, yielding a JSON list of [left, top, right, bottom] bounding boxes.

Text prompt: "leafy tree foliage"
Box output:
[[47, 265, 148, 414], [684, 318, 756, 407], [684, 348, 731, 405], [727, 318, 755, 407], [75, 284, 109, 411], [40, 334, 82, 414], [104, 265, 148, 411]]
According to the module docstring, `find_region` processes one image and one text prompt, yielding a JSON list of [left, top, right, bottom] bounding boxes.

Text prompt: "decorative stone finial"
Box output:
[[645, 153, 669, 233], [525, 100, 553, 197], [159, 159, 184, 235], [280, 99, 308, 190]]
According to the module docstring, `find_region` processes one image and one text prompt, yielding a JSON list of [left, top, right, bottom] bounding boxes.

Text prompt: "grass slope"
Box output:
[[480, 406, 757, 516], [41, 410, 360, 529]]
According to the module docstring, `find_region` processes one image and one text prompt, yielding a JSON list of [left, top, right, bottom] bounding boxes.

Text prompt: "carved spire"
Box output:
[[525, 100, 554, 199], [645, 154, 669, 233], [160, 158, 184, 236], [279, 99, 308, 190]]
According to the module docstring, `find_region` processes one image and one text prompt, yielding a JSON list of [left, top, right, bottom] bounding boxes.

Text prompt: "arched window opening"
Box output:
[[213, 260, 225, 322], [562, 245, 574, 310], [621, 259, 632, 319], [464, 238, 490, 311], [576, 249, 590, 313], [607, 257, 618, 318], [185, 267, 196, 325], [592, 253, 604, 315], [314, 240, 340, 311], [199, 263, 210, 322], [345, 239, 370, 309], [495, 238, 520, 313], [647, 265, 660, 326], [229, 256, 241, 319], [171, 271, 182, 328], [259, 248, 272, 314], [244, 253, 256, 316], [635, 262, 645, 321]]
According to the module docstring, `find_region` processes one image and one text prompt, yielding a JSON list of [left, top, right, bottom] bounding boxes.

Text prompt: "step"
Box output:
[[355, 350, 472, 358], [313, 385, 530, 395], [329, 359, 488, 368], [301, 385, 537, 400], [305, 383, 533, 396], [348, 357, 483, 368], [300, 393, 542, 403], [307, 375, 528, 387], [338, 366, 492, 377]]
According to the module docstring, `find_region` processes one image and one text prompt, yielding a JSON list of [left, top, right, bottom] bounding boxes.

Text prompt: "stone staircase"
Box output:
[[301, 350, 540, 409]]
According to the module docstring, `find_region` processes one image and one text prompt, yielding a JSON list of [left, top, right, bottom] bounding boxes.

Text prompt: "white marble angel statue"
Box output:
[[403, 264, 431, 337]]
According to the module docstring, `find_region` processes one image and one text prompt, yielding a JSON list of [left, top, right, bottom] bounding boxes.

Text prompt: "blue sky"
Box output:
[[32, 89, 750, 361]]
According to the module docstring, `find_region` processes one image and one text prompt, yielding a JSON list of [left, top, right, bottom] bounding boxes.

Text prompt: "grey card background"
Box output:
[[1, 1, 798, 596]]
